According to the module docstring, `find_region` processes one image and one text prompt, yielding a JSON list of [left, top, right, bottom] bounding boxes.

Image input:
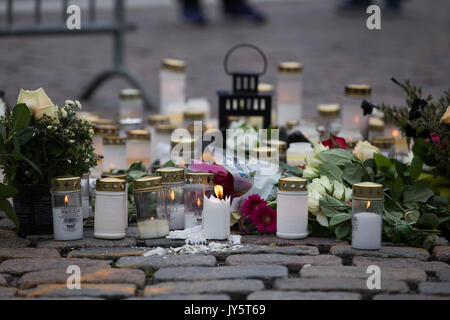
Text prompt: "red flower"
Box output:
[[321, 135, 347, 149], [241, 194, 267, 217], [249, 203, 277, 234]]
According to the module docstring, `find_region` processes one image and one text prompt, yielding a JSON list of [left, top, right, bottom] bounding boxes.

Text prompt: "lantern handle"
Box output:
[[223, 43, 267, 76]]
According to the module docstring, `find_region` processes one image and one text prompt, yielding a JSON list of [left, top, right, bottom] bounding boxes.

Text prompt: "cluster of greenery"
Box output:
[[0, 102, 100, 227]]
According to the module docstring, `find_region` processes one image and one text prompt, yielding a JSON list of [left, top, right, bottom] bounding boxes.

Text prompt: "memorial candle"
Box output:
[[202, 185, 230, 240], [156, 167, 185, 230]]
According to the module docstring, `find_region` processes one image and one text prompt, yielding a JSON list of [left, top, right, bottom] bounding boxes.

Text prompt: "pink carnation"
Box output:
[[240, 194, 267, 217], [249, 203, 277, 234]]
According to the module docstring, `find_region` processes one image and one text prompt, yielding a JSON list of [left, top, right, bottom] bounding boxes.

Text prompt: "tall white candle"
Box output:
[[138, 218, 169, 239], [352, 212, 382, 250], [202, 185, 230, 240]]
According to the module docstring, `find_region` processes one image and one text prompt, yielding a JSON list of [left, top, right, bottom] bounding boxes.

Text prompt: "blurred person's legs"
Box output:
[[180, 0, 208, 26], [222, 0, 266, 24], [338, 0, 372, 11], [385, 0, 402, 12]]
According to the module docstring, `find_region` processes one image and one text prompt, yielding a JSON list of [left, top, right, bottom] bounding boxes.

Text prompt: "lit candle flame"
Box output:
[[151, 217, 154, 221], [197, 197, 202, 207], [392, 129, 399, 138], [214, 185, 224, 200], [181, 160, 185, 167], [170, 189, 175, 201], [354, 115, 360, 124], [366, 201, 371, 209], [64, 194, 69, 205]]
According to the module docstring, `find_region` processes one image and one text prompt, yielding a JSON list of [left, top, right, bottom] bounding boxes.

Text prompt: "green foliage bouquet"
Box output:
[[0, 88, 100, 226]]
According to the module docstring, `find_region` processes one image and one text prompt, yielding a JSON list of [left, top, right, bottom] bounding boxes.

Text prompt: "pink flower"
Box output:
[[249, 203, 277, 234], [321, 135, 347, 149], [241, 194, 267, 217]]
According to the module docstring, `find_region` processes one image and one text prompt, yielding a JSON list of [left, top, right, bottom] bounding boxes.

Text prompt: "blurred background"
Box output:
[[0, 0, 449, 120]]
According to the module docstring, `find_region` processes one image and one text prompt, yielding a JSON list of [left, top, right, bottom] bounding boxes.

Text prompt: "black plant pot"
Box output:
[[12, 184, 53, 237]]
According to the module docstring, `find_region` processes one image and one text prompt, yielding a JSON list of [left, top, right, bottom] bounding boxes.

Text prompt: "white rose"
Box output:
[[317, 176, 333, 194], [352, 141, 380, 162], [17, 88, 58, 120], [344, 186, 352, 202], [303, 165, 319, 179], [308, 189, 321, 214], [308, 178, 326, 196], [333, 180, 345, 200], [307, 143, 329, 169]]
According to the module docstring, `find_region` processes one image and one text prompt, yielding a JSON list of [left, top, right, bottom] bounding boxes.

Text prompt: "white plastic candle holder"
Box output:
[[276, 62, 303, 126], [126, 129, 151, 168], [119, 88, 143, 119], [341, 84, 371, 141], [102, 135, 127, 172], [156, 167, 185, 230], [184, 172, 214, 228], [160, 58, 186, 122]]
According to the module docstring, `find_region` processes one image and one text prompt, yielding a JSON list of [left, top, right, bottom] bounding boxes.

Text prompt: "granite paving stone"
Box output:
[[19, 267, 146, 289], [20, 283, 136, 299], [0, 287, 17, 297], [352, 257, 449, 274], [274, 278, 409, 294], [116, 255, 217, 271], [154, 265, 288, 282], [139, 238, 187, 248], [131, 294, 230, 300], [373, 294, 450, 300], [0, 230, 18, 238], [204, 245, 320, 260], [0, 273, 7, 286], [67, 247, 151, 260], [144, 279, 265, 297], [247, 290, 361, 300], [437, 269, 450, 282], [225, 254, 341, 271], [432, 246, 450, 263], [418, 282, 450, 296], [0, 237, 32, 248], [300, 266, 427, 283], [0, 258, 112, 276], [0, 219, 15, 231], [0, 248, 61, 263], [36, 237, 137, 250], [330, 245, 430, 261]]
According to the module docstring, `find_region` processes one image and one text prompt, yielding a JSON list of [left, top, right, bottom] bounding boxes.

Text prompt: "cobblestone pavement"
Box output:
[[0, 0, 449, 120], [0, 216, 449, 300]]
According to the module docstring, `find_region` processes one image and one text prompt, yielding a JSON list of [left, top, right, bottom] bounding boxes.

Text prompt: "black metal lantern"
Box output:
[[218, 44, 272, 147]]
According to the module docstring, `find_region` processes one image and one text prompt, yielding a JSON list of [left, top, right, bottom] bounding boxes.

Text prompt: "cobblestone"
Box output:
[[432, 246, 450, 263], [247, 290, 361, 300], [373, 294, 450, 300], [67, 247, 150, 260], [116, 255, 217, 271], [0, 219, 15, 231], [418, 282, 450, 296], [0, 248, 60, 263], [352, 257, 449, 274], [208, 245, 319, 260], [0, 287, 17, 297], [131, 294, 230, 300], [437, 269, 450, 282], [330, 245, 430, 261], [0, 273, 7, 286], [37, 237, 137, 250]]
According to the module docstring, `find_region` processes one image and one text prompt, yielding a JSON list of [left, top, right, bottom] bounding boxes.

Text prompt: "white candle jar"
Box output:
[[276, 62, 303, 126], [134, 176, 169, 239], [119, 88, 143, 119], [154, 123, 177, 165], [126, 129, 151, 169], [94, 178, 127, 239], [81, 173, 90, 219], [160, 58, 186, 122], [51, 177, 83, 241], [351, 182, 383, 250], [316, 104, 341, 141], [156, 167, 185, 230], [147, 115, 170, 166], [371, 136, 395, 158], [101, 173, 128, 228], [262, 140, 287, 163], [119, 117, 143, 137], [102, 136, 127, 171], [92, 124, 118, 178], [184, 172, 214, 228], [341, 84, 371, 141], [251, 147, 278, 176], [286, 142, 313, 167], [277, 177, 308, 239], [368, 117, 385, 141], [183, 110, 206, 128]]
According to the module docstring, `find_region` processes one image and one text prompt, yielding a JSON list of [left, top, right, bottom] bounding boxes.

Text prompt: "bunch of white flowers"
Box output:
[[303, 143, 329, 179]]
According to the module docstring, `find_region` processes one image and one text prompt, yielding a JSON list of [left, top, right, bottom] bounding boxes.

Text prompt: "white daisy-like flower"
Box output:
[[65, 100, 75, 106], [60, 108, 68, 118], [75, 100, 82, 109]]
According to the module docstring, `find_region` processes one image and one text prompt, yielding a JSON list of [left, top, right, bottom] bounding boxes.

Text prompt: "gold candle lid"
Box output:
[[279, 176, 307, 192], [352, 182, 383, 200], [278, 61, 303, 74], [161, 58, 186, 73], [183, 110, 206, 121], [345, 84, 372, 97], [369, 117, 385, 131], [134, 176, 163, 192], [155, 123, 177, 134], [94, 124, 119, 136], [286, 120, 299, 130], [258, 83, 274, 93], [96, 178, 126, 192], [262, 140, 287, 154], [101, 172, 128, 181], [127, 129, 150, 140], [156, 167, 185, 183], [52, 176, 81, 192], [371, 136, 395, 149], [119, 88, 141, 100], [252, 146, 277, 157], [93, 118, 116, 126], [147, 114, 170, 126], [185, 172, 214, 186], [103, 135, 126, 145], [317, 104, 340, 117]]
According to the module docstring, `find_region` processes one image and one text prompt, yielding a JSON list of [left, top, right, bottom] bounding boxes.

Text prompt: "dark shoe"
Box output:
[[222, 0, 266, 24], [181, 0, 208, 26]]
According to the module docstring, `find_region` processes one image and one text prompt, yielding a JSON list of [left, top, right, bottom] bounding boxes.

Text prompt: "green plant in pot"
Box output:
[[0, 88, 100, 237]]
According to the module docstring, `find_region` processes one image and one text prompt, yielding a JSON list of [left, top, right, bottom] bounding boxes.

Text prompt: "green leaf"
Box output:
[[374, 153, 391, 169], [15, 127, 34, 145], [318, 162, 342, 182], [128, 161, 146, 172], [318, 149, 354, 166], [0, 198, 19, 229], [11, 149, 43, 177], [335, 223, 351, 239], [279, 162, 302, 177], [406, 156, 423, 180], [329, 213, 352, 227], [128, 170, 147, 180], [12, 104, 31, 133], [417, 213, 439, 230], [343, 163, 366, 185], [0, 183, 19, 198], [403, 181, 434, 203], [319, 194, 350, 217], [161, 160, 175, 168], [391, 177, 404, 200], [428, 195, 448, 208]]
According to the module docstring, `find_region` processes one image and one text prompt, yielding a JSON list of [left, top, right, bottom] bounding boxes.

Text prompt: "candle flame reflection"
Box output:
[[169, 189, 175, 201], [366, 201, 371, 209], [214, 185, 224, 200], [64, 194, 69, 205], [197, 197, 202, 207]]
